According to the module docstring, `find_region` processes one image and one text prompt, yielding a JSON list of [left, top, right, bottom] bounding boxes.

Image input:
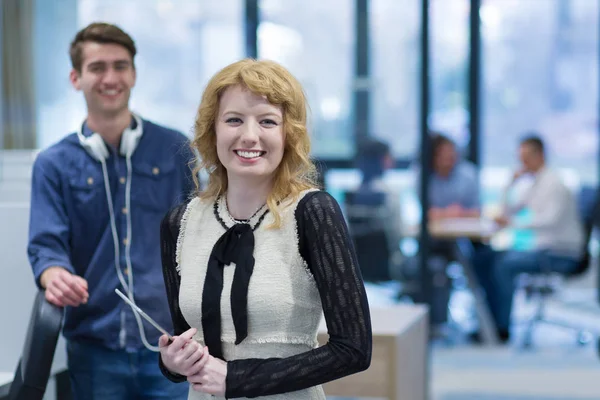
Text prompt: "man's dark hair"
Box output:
[[356, 138, 390, 161], [70, 22, 137, 72], [520, 133, 545, 155]]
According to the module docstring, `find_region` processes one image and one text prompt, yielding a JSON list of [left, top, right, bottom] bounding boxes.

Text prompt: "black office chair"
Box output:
[[519, 187, 598, 348], [8, 290, 64, 400], [344, 189, 392, 282]]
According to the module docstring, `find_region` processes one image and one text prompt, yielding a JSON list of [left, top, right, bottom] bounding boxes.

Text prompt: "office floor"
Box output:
[[432, 282, 600, 400], [337, 267, 600, 400], [432, 344, 600, 400]]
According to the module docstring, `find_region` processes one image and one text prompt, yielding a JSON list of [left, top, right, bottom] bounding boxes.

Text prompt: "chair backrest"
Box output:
[[569, 186, 599, 277], [8, 291, 63, 400], [344, 188, 391, 281]]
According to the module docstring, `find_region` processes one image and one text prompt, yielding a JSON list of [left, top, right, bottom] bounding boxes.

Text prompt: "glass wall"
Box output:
[[34, 0, 244, 148], [481, 0, 599, 185], [258, 0, 354, 158], [0, 2, 3, 150], [370, 0, 470, 159], [370, 0, 420, 158], [25, 0, 600, 188], [430, 0, 470, 150]]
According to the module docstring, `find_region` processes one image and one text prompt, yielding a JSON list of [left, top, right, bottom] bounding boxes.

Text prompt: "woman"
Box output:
[[157, 58, 372, 399]]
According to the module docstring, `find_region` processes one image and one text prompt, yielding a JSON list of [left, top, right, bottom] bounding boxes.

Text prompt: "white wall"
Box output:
[[0, 203, 67, 372], [0, 151, 66, 398]]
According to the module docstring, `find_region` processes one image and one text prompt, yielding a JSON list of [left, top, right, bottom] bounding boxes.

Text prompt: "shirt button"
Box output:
[[123, 238, 128, 246], [120, 177, 126, 184], [152, 167, 160, 175], [124, 268, 129, 276], [87, 177, 94, 185], [122, 208, 128, 215]]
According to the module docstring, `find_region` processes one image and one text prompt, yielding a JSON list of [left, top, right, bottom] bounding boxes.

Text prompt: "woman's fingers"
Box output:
[[187, 346, 210, 376]]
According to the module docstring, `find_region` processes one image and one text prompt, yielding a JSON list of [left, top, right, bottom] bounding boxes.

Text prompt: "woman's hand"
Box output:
[[428, 207, 445, 221], [188, 350, 228, 396], [159, 328, 209, 377]]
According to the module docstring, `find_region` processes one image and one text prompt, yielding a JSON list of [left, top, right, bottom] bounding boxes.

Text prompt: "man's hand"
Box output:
[[40, 267, 88, 307], [445, 204, 465, 218], [428, 205, 470, 221], [494, 215, 510, 228], [512, 168, 527, 183], [428, 207, 445, 221]]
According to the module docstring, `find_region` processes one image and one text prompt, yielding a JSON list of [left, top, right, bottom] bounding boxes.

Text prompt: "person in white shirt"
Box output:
[[489, 134, 585, 341]]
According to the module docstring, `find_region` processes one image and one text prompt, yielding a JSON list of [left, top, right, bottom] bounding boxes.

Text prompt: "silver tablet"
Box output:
[[115, 288, 173, 340]]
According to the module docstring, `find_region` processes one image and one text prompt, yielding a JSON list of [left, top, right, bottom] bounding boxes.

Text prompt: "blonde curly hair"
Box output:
[[191, 58, 318, 228]]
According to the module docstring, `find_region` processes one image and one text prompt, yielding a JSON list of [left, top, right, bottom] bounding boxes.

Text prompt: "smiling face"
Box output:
[[215, 85, 285, 184], [70, 42, 136, 117]]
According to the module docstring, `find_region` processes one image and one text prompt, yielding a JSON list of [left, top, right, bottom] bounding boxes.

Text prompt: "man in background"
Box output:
[[485, 134, 585, 341]]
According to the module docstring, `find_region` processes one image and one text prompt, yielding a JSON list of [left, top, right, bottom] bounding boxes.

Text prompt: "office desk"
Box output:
[[405, 217, 496, 240], [318, 305, 429, 400], [428, 217, 497, 240], [408, 218, 500, 345]]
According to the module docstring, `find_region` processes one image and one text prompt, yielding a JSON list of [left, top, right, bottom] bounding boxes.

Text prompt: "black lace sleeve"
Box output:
[[158, 202, 193, 383], [225, 190, 372, 398]]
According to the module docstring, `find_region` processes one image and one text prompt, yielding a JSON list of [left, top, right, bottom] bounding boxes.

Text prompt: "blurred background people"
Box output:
[[481, 134, 586, 341], [427, 132, 480, 221], [345, 138, 405, 283]]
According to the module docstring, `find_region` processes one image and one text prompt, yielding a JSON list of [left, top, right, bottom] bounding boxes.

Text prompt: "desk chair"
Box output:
[[344, 190, 392, 282], [519, 187, 598, 348], [8, 291, 64, 400]]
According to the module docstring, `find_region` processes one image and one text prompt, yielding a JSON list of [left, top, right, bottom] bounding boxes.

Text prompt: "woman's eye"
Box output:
[[261, 119, 278, 126], [226, 117, 242, 124]]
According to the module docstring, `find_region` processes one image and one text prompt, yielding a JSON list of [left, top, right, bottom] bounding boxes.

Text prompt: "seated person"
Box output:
[[414, 132, 486, 328], [426, 133, 480, 220], [345, 138, 404, 282], [486, 134, 585, 342], [413, 132, 483, 252]]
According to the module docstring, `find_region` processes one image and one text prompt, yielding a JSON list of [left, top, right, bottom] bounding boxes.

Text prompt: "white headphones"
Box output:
[[76, 113, 160, 352], [77, 113, 143, 161]]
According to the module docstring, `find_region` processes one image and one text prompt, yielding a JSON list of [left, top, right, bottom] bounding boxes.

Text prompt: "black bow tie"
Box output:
[[201, 223, 255, 360]]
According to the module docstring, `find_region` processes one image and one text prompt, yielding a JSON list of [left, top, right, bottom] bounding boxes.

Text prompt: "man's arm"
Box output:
[[28, 155, 88, 306], [499, 169, 529, 217]]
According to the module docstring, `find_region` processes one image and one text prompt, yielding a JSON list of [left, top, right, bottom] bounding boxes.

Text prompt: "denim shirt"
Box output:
[[413, 161, 480, 210], [27, 117, 196, 351], [428, 161, 480, 209]]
